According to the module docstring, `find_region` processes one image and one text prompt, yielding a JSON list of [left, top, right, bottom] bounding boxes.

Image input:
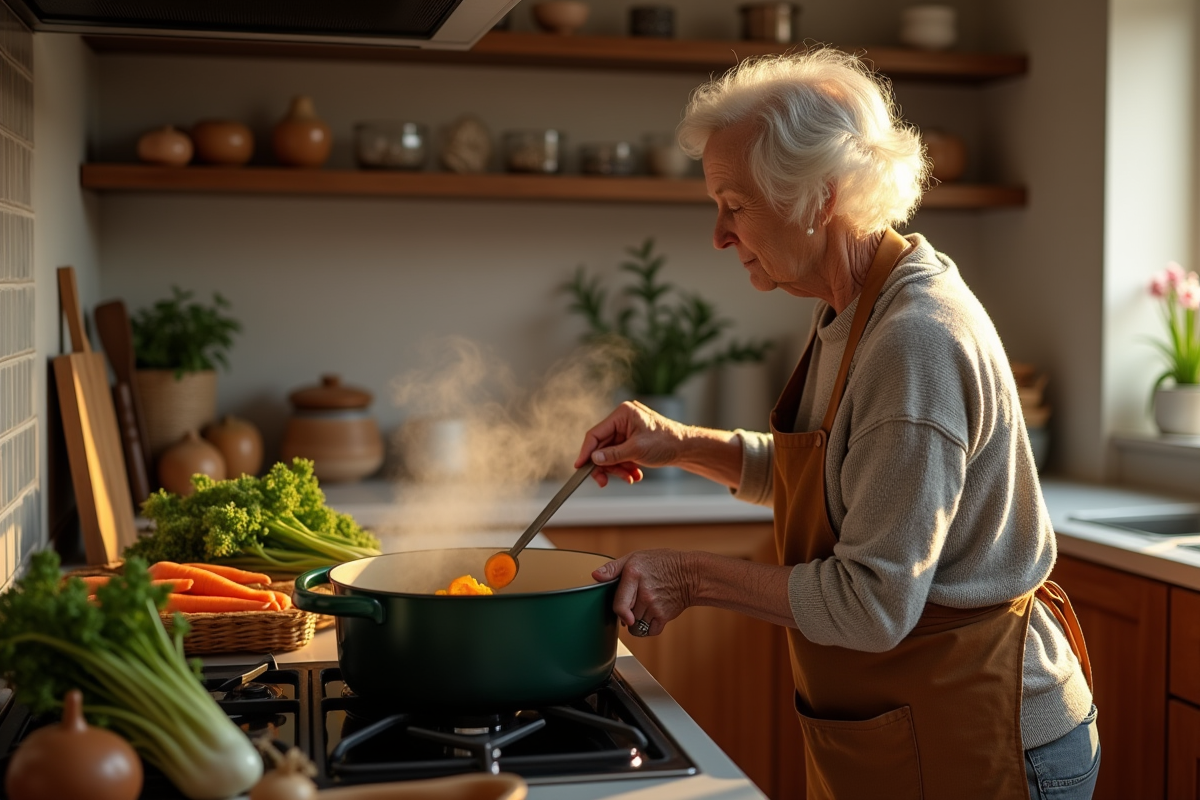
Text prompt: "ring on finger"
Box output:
[[631, 618, 651, 637]]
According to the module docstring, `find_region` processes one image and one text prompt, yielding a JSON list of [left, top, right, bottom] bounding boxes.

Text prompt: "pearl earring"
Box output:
[[806, 227, 815, 236]]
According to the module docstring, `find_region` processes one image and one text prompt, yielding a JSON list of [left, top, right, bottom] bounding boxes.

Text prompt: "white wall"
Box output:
[[90, 4, 991, 464], [977, 0, 1110, 479], [33, 33, 102, 544]]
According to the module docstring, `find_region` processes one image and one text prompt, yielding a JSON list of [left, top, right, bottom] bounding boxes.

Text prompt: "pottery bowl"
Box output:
[[532, 1, 589, 35]]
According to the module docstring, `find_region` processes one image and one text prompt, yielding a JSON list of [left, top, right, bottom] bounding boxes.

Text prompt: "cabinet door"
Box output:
[[1171, 588, 1200, 706], [1170, 700, 1200, 799], [1051, 554, 1168, 800], [544, 523, 799, 799]]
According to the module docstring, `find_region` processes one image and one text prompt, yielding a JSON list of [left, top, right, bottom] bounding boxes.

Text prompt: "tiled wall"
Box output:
[[0, 1, 37, 587]]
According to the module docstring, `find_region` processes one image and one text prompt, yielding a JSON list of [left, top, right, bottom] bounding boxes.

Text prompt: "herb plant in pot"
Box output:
[[1146, 262, 1200, 434], [131, 287, 241, 459], [564, 238, 773, 477]]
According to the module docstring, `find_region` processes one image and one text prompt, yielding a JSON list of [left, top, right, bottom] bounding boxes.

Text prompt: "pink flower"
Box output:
[[1150, 272, 1169, 298], [1180, 278, 1200, 310], [1167, 261, 1187, 288]]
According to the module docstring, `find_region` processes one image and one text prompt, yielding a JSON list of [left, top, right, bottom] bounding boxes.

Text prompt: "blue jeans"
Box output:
[[1025, 705, 1101, 799]]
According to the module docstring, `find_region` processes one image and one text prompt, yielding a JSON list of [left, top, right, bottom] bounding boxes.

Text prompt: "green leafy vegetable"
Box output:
[[0, 551, 262, 799], [126, 458, 381, 575], [132, 286, 241, 378]]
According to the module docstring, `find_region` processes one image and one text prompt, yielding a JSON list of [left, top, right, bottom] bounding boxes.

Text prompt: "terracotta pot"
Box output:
[[133, 369, 218, 458], [191, 120, 254, 166], [922, 129, 967, 182], [157, 430, 227, 496], [281, 375, 384, 482], [136, 125, 193, 167], [203, 415, 264, 477], [272, 95, 332, 168]]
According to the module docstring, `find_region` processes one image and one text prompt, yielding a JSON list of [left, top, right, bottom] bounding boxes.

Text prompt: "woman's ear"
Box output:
[[819, 182, 839, 227]]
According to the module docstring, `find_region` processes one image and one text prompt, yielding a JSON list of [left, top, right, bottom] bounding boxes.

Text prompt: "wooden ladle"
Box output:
[[484, 463, 596, 589]]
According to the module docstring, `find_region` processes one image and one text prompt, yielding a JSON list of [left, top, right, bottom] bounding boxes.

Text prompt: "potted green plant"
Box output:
[[1147, 262, 1200, 434], [131, 287, 241, 457], [563, 238, 774, 434]]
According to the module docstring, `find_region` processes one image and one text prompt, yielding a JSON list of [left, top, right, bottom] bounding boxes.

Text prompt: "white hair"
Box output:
[[678, 48, 929, 235]]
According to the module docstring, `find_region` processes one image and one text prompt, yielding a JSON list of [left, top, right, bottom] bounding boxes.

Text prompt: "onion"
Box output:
[[249, 742, 318, 800], [5, 689, 142, 800]]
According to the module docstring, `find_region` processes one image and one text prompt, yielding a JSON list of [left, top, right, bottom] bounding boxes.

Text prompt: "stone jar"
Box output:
[[281, 374, 384, 482]]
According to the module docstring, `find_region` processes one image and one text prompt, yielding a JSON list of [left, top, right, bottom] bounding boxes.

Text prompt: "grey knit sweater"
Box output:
[[732, 234, 1092, 749]]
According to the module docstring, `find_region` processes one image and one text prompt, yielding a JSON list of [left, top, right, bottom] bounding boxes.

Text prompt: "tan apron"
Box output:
[[771, 228, 1093, 800]]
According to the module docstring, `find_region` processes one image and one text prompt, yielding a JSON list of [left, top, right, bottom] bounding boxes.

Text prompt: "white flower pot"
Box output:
[[1154, 385, 1200, 435]]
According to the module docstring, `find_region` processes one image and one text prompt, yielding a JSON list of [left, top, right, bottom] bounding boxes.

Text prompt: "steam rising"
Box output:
[[387, 336, 628, 538]]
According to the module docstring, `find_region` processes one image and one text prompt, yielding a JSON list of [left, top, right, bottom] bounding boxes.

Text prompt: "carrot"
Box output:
[[181, 563, 272, 586], [151, 578, 193, 593], [483, 553, 517, 589], [270, 590, 292, 611], [165, 595, 272, 614], [68, 576, 111, 592], [149, 562, 277, 605]]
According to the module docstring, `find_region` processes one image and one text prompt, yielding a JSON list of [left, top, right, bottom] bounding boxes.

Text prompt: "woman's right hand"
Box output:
[[574, 401, 691, 487]]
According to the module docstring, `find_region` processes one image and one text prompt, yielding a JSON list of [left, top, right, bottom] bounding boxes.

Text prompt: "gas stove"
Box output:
[[0, 659, 696, 798]]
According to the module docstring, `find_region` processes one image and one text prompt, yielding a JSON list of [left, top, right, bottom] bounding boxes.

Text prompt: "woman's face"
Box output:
[[703, 122, 816, 297]]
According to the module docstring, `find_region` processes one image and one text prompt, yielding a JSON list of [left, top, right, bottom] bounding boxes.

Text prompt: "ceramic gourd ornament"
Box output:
[[158, 430, 227, 496], [191, 120, 255, 166], [5, 689, 142, 800], [136, 126, 193, 167], [202, 416, 264, 478], [922, 129, 967, 182], [272, 96, 333, 168]]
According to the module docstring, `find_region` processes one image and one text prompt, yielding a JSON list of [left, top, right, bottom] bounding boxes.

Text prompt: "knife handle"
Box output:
[[113, 381, 152, 506]]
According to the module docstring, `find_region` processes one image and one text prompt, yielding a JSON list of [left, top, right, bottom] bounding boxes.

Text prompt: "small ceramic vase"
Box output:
[[191, 120, 254, 166], [136, 125, 194, 167], [922, 129, 967, 182], [158, 430, 227, 496], [202, 415, 264, 478], [272, 95, 333, 168]]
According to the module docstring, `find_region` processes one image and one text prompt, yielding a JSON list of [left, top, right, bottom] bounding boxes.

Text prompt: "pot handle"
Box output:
[[293, 566, 385, 624]]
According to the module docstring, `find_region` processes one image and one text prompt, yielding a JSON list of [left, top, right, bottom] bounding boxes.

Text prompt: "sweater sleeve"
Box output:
[[730, 429, 774, 507], [788, 418, 968, 652]]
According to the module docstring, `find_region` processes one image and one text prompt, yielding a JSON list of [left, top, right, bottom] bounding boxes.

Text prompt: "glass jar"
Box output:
[[580, 142, 638, 176], [354, 121, 428, 170], [503, 129, 564, 174]]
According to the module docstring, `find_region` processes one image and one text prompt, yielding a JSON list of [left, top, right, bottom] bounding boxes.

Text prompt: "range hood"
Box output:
[[4, 0, 523, 50]]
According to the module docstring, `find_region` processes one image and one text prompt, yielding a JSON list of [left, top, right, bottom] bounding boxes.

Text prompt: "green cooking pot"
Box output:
[[293, 547, 618, 713]]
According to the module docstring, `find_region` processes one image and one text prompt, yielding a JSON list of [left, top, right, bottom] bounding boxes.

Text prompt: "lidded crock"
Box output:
[[281, 374, 384, 483]]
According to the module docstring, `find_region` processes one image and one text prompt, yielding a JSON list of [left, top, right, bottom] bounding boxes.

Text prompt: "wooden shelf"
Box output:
[[83, 30, 1027, 82], [80, 163, 1027, 209]]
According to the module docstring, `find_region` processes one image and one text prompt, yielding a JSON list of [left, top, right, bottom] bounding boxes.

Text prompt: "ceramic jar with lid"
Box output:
[[281, 374, 384, 483]]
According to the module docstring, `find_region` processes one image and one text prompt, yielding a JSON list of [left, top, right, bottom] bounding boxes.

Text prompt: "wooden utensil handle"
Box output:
[[113, 382, 152, 505], [56, 266, 91, 353]]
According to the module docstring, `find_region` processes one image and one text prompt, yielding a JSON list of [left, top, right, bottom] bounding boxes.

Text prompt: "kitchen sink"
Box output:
[[1069, 505, 1200, 536]]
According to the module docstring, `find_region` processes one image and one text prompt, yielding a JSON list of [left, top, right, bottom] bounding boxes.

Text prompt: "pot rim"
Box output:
[[326, 546, 617, 599]]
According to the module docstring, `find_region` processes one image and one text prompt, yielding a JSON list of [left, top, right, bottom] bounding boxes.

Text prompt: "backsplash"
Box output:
[[0, 0, 37, 588]]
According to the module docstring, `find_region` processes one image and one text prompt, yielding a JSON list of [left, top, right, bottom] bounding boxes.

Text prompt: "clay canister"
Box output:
[[158, 430, 227, 496], [281, 375, 384, 483], [272, 96, 332, 168], [203, 415, 264, 478], [136, 125, 194, 167], [191, 120, 255, 166]]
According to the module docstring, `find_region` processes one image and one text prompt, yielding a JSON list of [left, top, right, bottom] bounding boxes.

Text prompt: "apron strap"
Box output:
[[820, 228, 913, 433], [1035, 580, 1094, 692]]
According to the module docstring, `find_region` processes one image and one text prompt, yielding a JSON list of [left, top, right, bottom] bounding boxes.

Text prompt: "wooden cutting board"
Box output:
[[53, 266, 137, 564]]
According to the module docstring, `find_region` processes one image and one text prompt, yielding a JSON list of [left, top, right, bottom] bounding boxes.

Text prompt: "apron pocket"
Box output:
[[797, 702, 923, 800]]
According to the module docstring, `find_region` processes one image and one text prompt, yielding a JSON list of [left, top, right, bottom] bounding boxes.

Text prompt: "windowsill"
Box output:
[[1110, 432, 1200, 497]]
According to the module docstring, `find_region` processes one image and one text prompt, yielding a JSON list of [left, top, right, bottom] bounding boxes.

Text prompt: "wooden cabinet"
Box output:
[[1170, 700, 1200, 799], [543, 522, 802, 799], [1051, 554, 1169, 800]]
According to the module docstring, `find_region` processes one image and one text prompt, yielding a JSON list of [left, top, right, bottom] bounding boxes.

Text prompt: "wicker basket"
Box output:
[[66, 563, 334, 656]]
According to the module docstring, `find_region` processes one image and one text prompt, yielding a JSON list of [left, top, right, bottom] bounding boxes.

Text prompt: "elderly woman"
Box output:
[[575, 50, 1098, 800]]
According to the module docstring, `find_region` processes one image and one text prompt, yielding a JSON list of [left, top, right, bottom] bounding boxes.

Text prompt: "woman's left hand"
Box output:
[[593, 549, 695, 637]]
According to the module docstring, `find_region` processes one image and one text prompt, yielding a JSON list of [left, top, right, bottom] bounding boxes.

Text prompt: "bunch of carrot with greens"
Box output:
[[80, 562, 292, 613], [0, 551, 264, 800], [125, 457, 381, 576]]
